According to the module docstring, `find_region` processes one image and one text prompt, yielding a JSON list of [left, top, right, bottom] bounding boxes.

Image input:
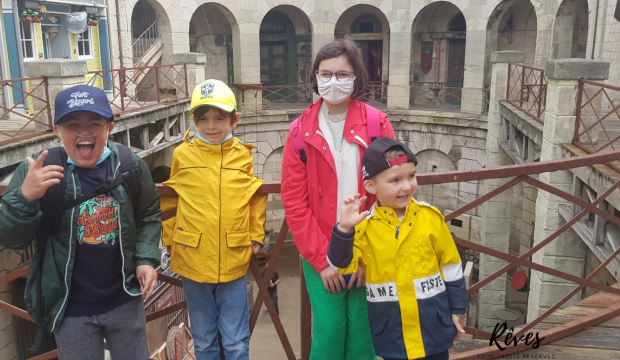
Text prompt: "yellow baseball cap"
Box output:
[[188, 79, 237, 117]]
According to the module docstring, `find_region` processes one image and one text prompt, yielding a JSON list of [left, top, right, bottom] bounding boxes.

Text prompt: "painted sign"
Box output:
[[156, 291, 174, 311], [421, 41, 433, 74], [452, 57, 463, 71]]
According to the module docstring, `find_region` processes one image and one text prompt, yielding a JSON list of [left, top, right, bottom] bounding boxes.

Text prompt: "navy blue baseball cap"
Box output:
[[53, 85, 114, 125], [362, 138, 418, 180]]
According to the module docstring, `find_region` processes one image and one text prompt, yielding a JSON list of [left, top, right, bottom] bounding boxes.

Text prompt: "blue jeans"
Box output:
[[182, 276, 250, 360]]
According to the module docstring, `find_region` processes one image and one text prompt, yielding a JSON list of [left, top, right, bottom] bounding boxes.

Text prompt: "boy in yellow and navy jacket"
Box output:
[[327, 138, 468, 360], [161, 80, 267, 360]]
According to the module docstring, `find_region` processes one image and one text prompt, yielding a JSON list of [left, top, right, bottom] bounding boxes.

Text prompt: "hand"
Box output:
[[251, 241, 262, 254], [452, 314, 466, 339], [269, 283, 275, 288], [21, 150, 64, 201], [348, 266, 366, 289], [337, 194, 368, 233], [320, 266, 346, 293], [136, 265, 158, 299]]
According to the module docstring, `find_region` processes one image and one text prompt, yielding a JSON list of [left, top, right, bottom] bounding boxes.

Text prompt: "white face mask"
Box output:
[[317, 76, 356, 105]]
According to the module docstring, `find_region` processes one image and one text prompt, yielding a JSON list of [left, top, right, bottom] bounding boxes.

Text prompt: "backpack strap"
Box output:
[[116, 144, 141, 210], [30, 147, 67, 351], [289, 116, 308, 164], [364, 103, 381, 143]]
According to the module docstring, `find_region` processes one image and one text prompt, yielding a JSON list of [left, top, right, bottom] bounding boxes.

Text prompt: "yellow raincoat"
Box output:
[[162, 130, 267, 283]]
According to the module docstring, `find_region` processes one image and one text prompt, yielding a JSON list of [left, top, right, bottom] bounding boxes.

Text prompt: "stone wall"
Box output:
[[234, 110, 489, 244], [0, 249, 29, 360], [509, 183, 538, 273], [583, 248, 616, 298]]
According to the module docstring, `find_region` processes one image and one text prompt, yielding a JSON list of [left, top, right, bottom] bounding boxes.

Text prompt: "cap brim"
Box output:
[[54, 109, 114, 124], [188, 103, 235, 117]]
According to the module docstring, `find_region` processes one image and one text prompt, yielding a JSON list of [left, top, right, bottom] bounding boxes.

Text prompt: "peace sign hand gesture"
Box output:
[[21, 150, 64, 201], [337, 194, 368, 233]]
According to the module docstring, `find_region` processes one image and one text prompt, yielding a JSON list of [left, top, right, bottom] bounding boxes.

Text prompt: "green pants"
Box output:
[[302, 259, 376, 360]]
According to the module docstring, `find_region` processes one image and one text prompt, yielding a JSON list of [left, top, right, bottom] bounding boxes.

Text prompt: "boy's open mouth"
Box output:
[[76, 140, 95, 158]]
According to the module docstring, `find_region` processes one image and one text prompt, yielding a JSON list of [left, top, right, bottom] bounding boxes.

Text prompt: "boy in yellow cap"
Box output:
[[161, 79, 267, 360]]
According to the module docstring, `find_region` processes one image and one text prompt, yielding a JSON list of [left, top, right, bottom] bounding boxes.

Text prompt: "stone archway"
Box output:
[[188, 3, 239, 84], [553, 0, 589, 59], [334, 5, 390, 107], [130, 0, 173, 65], [411, 2, 466, 111], [258, 6, 313, 108]]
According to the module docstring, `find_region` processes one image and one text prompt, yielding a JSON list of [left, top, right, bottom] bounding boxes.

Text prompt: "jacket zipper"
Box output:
[[318, 185, 323, 225], [51, 173, 77, 333], [218, 143, 223, 283], [113, 161, 137, 298], [395, 225, 400, 239]]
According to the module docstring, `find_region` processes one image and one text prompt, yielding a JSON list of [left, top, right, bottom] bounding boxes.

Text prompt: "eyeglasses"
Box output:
[[57, 123, 109, 137], [316, 70, 355, 83]]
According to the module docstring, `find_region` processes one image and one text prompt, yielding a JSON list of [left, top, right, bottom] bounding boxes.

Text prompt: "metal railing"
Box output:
[[358, 80, 388, 107], [573, 79, 620, 172], [132, 17, 160, 66], [87, 63, 189, 117], [262, 83, 313, 109], [507, 63, 547, 124], [3, 150, 620, 359], [410, 82, 462, 110], [0, 76, 52, 146]]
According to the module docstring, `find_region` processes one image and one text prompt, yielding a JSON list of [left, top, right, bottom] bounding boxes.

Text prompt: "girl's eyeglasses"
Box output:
[[316, 70, 355, 83]]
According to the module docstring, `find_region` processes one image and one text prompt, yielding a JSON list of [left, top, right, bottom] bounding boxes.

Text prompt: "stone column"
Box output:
[[235, 22, 262, 112], [527, 59, 610, 321], [477, 51, 525, 329], [23, 60, 88, 130], [172, 53, 206, 94], [461, 28, 489, 115], [387, 23, 412, 110]]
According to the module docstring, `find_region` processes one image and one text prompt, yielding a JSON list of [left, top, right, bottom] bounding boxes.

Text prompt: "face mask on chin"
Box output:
[[317, 76, 356, 105], [59, 129, 112, 167]]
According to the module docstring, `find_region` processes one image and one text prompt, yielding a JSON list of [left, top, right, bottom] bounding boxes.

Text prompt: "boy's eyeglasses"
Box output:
[[57, 123, 109, 138], [316, 70, 355, 83]]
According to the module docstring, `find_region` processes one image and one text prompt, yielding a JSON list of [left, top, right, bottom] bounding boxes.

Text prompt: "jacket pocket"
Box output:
[[433, 307, 456, 351], [171, 228, 203, 272], [225, 230, 252, 274], [173, 228, 202, 248]]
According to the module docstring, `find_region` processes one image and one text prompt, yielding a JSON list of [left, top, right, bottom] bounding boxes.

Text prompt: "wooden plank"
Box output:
[[525, 323, 620, 351], [575, 292, 620, 308], [542, 305, 620, 328]]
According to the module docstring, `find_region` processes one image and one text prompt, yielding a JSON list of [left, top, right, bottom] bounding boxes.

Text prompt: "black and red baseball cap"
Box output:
[[362, 137, 418, 180]]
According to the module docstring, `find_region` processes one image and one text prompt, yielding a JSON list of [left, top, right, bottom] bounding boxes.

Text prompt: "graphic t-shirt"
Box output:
[[64, 160, 135, 317]]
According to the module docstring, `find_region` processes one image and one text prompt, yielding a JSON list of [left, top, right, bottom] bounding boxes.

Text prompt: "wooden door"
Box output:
[[260, 42, 288, 85], [447, 39, 465, 87]]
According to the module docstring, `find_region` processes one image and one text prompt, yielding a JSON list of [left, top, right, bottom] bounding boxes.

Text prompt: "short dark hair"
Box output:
[[311, 40, 369, 99], [192, 105, 237, 125], [384, 146, 406, 161]]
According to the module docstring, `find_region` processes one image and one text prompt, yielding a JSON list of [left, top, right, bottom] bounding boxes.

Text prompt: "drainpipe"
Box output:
[[114, 0, 125, 98], [11, 0, 28, 109], [435, 39, 440, 83], [591, 0, 599, 59], [0, 9, 13, 110]]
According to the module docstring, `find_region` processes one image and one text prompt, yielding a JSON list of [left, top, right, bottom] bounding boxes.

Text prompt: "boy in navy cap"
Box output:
[[0, 85, 162, 360], [327, 138, 468, 360]]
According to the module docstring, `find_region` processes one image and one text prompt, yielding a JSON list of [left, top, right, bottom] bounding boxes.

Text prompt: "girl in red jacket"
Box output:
[[281, 40, 395, 360]]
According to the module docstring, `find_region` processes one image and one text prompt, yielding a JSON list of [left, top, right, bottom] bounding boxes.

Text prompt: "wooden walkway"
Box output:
[[451, 283, 620, 359]]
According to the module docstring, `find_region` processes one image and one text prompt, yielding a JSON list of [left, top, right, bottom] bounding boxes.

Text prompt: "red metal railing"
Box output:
[[87, 63, 189, 117], [0, 76, 53, 146], [507, 63, 547, 124], [3, 150, 620, 359], [262, 83, 313, 109], [410, 82, 462, 110], [573, 79, 620, 172], [358, 80, 388, 107]]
